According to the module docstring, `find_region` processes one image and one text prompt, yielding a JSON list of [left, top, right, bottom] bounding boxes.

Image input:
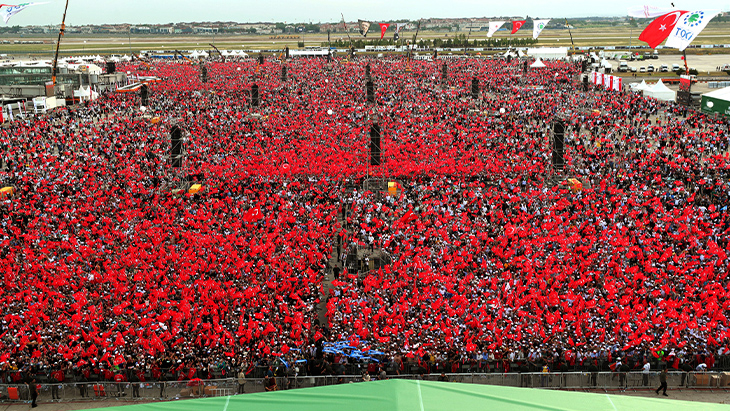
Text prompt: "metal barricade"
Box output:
[[2, 372, 729, 405]]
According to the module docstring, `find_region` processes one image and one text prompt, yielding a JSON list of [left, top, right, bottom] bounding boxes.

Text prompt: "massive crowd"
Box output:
[[0, 55, 728, 385]]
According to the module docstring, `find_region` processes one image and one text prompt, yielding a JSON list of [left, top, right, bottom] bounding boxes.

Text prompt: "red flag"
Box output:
[[243, 207, 264, 223], [638, 10, 688, 49], [511, 20, 526, 34], [379, 23, 390, 40]]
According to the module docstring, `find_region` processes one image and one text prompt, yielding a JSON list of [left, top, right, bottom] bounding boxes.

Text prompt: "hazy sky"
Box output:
[[4, 0, 729, 26]]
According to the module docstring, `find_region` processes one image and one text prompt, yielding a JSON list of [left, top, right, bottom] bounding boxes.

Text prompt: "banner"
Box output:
[[1, 2, 47, 24], [628, 5, 675, 18], [358, 20, 371, 37], [679, 75, 692, 92], [638, 10, 688, 49], [378, 23, 390, 40], [511, 20, 526, 34], [394, 22, 407, 41], [613, 76, 622, 91], [532, 19, 550, 39], [665, 10, 720, 51], [487, 21, 505, 38]]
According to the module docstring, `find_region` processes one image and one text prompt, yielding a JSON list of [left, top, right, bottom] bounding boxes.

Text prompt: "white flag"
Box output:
[[532, 19, 550, 39], [627, 5, 675, 18], [1, 2, 47, 24], [487, 21, 505, 38], [395, 23, 407, 33], [665, 10, 720, 51]]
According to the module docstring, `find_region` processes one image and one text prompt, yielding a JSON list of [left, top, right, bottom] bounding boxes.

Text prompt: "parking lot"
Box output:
[[610, 54, 730, 75]]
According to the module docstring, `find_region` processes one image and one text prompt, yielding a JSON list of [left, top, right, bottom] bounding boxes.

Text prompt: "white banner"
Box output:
[[613, 77, 622, 91], [1, 2, 47, 24], [627, 5, 674, 18], [665, 10, 720, 52], [487, 21, 505, 38], [532, 19, 550, 39]]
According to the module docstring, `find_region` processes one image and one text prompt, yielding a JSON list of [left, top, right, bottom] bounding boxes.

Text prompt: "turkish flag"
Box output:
[[511, 20, 526, 34], [243, 207, 264, 223], [638, 10, 688, 49], [379, 23, 390, 40]]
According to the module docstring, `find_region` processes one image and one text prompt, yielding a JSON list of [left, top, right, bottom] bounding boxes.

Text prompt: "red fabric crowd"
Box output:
[[0, 56, 728, 382]]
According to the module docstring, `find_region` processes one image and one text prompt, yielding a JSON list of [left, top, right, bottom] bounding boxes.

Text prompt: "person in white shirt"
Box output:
[[642, 361, 651, 386]]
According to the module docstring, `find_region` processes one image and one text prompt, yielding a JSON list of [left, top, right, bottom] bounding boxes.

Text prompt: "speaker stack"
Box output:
[[258, 54, 265, 66], [251, 84, 260, 107], [365, 63, 371, 80], [523, 60, 528, 74], [281, 65, 288, 82], [582, 75, 589, 92], [140, 84, 149, 107], [433, 49, 438, 60], [366, 80, 374, 104], [200, 64, 208, 83], [370, 122, 381, 166], [551, 120, 565, 171], [285, 46, 290, 59], [170, 125, 183, 168], [106, 61, 116, 74], [471, 77, 479, 99]]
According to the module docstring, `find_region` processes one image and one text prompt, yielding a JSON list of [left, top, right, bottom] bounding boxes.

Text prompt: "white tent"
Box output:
[[189, 50, 209, 59], [632, 80, 651, 92], [73, 85, 99, 101], [527, 47, 568, 60], [530, 58, 546, 68], [644, 79, 675, 101]]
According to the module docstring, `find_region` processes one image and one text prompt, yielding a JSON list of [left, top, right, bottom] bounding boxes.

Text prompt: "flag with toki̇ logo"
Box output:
[[665, 10, 720, 51], [532, 19, 550, 39]]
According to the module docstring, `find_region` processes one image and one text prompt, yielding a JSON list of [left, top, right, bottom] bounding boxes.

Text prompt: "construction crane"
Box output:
[[51, 0, 70, 86], [175, 50, 195, 64], [209, 43, 224, 61]]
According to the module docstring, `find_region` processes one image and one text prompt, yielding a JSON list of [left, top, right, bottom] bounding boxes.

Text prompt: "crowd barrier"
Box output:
[[1, 372, 728, 404]]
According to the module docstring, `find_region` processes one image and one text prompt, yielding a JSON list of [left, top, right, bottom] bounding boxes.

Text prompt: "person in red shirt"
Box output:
[[114, 371, 126, 396]]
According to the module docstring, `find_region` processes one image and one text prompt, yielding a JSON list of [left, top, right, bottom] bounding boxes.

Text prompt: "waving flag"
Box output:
[[511, 20, 526, 34], [243, 207, 264, 223], [665, 10, 720, 51], [638, 10, 687, 49], [532, 19, 550, 39], [378, 23, 390, 40], [628, 5, 675, 18], [487, 21, 505, 38], [358, 20, 371, 37], [394, 22, 407, 41], [1, 2, 47, 24]]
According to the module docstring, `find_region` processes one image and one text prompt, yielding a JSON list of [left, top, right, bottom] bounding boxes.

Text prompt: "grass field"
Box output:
[[1, 23, 730, 56]]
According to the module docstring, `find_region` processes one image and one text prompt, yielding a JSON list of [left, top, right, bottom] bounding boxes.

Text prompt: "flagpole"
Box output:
[[51, 0, 70, 86], [465, 20, 473, 55], [341, 13, 354, 60]]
